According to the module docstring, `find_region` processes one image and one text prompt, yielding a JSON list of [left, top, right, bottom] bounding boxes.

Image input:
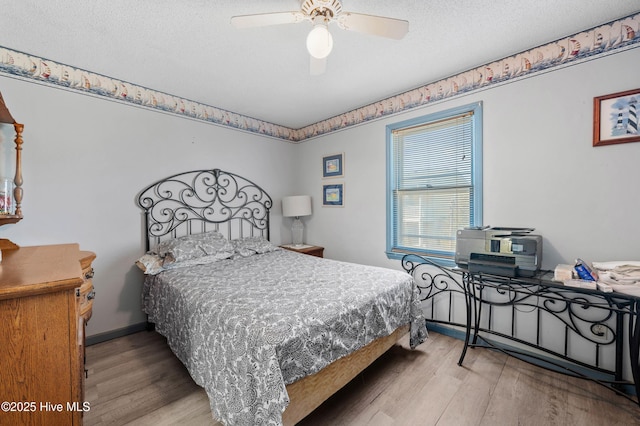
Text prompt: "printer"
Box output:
[[455, 227, 543, 277]]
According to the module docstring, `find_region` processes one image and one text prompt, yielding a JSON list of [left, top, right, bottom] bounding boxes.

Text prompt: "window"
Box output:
[[386, 102, 483, 263]]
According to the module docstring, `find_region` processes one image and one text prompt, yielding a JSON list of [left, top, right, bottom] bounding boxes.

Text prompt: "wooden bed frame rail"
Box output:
[[282, 324, 409, 425]]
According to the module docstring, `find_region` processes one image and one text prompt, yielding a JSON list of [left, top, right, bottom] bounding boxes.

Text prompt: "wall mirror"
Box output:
[[0, 91, 24, 249]]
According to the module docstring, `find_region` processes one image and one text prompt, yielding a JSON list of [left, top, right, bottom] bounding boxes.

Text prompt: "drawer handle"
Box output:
[[85, 269, 95, 279], [87, 290, 96, 301]]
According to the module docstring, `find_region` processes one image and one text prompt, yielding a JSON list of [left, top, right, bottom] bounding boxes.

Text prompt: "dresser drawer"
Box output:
[[78, 279, 95, 320], [78, 253, 96, 321]]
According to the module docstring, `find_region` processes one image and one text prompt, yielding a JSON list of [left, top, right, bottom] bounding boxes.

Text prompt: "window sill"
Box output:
[[385, 250, 456, 268]]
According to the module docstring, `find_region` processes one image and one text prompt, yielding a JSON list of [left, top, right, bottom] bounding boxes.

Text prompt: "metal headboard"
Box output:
[[136, 169, 272, 251]]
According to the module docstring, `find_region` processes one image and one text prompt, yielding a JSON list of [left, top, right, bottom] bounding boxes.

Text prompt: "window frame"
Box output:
[[385, 102, 483, 265]]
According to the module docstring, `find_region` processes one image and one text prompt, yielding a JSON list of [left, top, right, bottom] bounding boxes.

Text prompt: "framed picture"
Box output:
[[322, 183, 344, 207], [593, 88, 640, 147], [322, 153, 344, 178]]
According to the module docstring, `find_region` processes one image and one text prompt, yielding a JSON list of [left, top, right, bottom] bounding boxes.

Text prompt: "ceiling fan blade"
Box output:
[[310, 56, 327, 76], [231, 11, 306, 29], [337, 13, 409, 39]]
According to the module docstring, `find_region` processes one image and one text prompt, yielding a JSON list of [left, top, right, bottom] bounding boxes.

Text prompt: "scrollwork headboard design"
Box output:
[[137, 169, 272, 251]]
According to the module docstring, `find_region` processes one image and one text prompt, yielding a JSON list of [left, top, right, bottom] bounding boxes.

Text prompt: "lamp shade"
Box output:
[[282, 195, 312, 217]]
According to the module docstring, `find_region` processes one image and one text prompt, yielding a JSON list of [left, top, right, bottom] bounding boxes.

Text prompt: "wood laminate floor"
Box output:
[[84, 330, 640, 425]]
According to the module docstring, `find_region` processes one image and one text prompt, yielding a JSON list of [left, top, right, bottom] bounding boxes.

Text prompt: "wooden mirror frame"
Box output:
[[0, 89, 24, 251], [0, 122, 24, 227]]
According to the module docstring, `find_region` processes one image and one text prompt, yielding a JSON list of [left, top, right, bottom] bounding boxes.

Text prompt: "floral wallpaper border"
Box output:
[[1, 12, 639, 143]]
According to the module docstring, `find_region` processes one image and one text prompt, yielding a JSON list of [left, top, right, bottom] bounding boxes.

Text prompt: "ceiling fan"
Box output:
[[230, 0, 409, 75]]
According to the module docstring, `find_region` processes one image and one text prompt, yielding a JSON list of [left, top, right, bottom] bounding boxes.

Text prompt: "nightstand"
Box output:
[[280, 244, 324, 258]]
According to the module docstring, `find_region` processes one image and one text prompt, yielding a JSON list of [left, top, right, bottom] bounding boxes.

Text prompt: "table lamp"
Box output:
[[282, 195, 312, 247]]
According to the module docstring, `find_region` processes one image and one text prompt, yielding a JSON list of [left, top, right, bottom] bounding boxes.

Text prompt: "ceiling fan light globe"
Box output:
[[306, 24, 333, 59]]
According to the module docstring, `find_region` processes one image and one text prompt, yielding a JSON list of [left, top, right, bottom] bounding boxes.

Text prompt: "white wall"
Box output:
[[295, 48, 640, 272], [0, 76, 297, 338]]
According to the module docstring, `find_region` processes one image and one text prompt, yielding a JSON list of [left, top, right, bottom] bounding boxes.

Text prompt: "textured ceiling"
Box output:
[[1, 1, 639, 129]]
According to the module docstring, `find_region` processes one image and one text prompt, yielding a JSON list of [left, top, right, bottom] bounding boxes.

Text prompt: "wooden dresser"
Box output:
[[0, 244, 95, 425]]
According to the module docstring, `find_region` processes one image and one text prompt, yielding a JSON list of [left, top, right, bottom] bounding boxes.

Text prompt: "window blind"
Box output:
[[391, 111, 475, 256]]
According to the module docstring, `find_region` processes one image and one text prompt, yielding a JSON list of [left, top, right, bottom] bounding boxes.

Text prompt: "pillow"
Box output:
[[135, 253, 166, 275], [232, 236, 280, 258], [155, 231, 234, 265], [135, 252, 233, 275]]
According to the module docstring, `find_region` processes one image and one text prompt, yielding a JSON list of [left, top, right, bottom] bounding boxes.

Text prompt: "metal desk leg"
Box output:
[[471, 282, 482, 345], [458, 274, 473, 366], [628, 301, 640, 405]]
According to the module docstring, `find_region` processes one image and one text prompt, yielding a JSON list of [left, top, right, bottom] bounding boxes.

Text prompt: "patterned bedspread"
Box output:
[[142, 249, 427, 425]]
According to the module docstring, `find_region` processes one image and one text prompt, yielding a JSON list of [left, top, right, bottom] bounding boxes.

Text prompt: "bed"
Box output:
[[135, 169, 428, 425]]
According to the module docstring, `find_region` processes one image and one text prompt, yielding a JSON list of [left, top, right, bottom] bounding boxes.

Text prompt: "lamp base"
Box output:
[[291, 217, 304, 246]]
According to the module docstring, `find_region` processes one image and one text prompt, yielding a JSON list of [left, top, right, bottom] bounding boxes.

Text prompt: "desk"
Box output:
[[401, 254, 640, 405]]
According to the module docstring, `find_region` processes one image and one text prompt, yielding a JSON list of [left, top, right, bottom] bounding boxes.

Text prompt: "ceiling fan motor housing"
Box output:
[[301, 0, 343, 19]]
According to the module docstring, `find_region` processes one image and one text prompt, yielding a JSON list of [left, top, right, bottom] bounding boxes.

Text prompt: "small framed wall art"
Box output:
[[322, 183, 344, 207], [322, 153, 344, 178], [593, 88, 640, 147]]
